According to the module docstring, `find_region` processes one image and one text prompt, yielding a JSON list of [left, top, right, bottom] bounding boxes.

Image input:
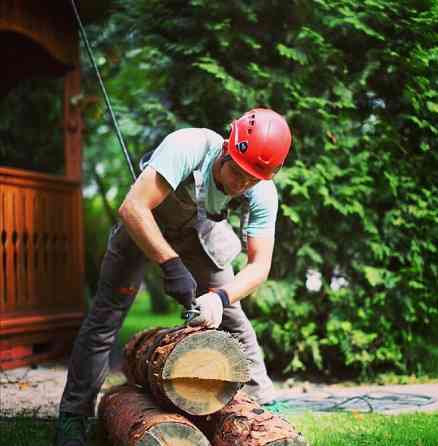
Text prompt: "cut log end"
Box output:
[[266, 439, 308, 446], [164, 378, 240, 415], [98, 384, 210, 446], [160, 330, 249, 414], [140, 422, 210, 446], [162, 331, 250, 383], [265, 442, 299, 446]]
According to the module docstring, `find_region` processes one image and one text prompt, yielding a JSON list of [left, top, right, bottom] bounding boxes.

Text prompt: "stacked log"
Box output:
[[98, 384, 210, 446], [196, 391, 307, 446], [123, 325, 250, 415], [99, 325, 308, 446]]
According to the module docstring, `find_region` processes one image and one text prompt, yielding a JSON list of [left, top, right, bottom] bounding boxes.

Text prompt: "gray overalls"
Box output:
[[60, 163, 275, 417]]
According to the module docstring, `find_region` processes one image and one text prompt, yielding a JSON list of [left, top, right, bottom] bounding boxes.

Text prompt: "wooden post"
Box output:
[[63, 59, 86, 312], [64, 63, 83, 181], [123, 326, 250, 416]]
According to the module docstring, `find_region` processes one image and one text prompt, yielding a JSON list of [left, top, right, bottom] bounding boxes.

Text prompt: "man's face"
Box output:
[[220, 158, 260, 196]]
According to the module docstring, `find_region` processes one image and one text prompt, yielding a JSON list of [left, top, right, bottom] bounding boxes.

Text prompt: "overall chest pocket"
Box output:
[[196, 219, 242, 270]]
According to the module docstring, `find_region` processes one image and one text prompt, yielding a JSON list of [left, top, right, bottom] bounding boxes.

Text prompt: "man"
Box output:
[[54, 108, 292, 446]]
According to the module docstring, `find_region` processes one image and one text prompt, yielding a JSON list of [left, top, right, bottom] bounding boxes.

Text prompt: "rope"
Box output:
[[69, 0, 137, 182]]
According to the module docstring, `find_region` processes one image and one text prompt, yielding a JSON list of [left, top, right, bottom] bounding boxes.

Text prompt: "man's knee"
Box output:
[[221, 303, 256, 337]]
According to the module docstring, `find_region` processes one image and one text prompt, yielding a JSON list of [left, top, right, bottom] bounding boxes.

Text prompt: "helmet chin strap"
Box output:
[[220, 153, 232, 168], [213, 146, 230, 194], [218, 152, 232, 195], [215, 162, 228, 195]]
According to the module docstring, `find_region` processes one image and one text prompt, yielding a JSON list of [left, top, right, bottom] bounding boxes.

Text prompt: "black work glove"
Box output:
[[159, 257, 197, 309]]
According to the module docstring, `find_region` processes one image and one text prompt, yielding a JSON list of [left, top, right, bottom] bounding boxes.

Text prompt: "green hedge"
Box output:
[[80, 0, 438, 377]]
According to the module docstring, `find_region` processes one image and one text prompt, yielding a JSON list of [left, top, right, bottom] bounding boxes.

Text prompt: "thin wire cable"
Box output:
[[69, 0, 137, 182]]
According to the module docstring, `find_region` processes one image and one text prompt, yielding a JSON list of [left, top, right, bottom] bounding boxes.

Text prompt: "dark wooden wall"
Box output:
[[0, 1, 85, 369]]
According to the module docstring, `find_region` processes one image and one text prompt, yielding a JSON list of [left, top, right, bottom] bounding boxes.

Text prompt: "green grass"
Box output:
[[289, 411, 438, 446], [0, 417, 53, 446], [4, 293, 437, 445], [117, 291, 182, 346], [2, 411, 438, 446]]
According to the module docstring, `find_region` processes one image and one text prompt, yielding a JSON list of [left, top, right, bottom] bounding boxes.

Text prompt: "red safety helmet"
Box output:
[[227, 108, 292, 180]]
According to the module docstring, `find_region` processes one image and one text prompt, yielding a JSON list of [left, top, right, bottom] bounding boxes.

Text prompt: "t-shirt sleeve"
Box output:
[[147, 128, 209, 190], [245, 181, 278, 237]]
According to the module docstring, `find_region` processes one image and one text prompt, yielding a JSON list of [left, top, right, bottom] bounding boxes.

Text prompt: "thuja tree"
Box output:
[[91, 0, 438, 377]]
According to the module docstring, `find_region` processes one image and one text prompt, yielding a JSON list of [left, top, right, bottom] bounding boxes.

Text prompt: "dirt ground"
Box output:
[[1, 361, 438, 418]]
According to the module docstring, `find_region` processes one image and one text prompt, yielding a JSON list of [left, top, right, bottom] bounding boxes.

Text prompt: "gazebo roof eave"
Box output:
[[75, 0, 117, 25]]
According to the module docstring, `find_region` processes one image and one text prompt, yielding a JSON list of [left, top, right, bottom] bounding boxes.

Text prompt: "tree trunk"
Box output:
[[122, 325, 250, 415], [196, 391, 308, 446], [98, 384, 210, 446]]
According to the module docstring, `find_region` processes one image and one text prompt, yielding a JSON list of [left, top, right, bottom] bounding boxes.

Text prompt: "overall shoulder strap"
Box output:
[[139, 149, 154, 171], [239, 196, 250, 252]]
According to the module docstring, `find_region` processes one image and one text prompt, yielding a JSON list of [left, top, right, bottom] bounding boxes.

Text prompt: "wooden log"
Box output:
[[98, 384, 211, 446], [196, 391, 308, 446], [123, 325, 250, 416]]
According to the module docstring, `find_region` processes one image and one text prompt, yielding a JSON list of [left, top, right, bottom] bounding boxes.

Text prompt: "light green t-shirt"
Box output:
[[148, 128, 278, 237]]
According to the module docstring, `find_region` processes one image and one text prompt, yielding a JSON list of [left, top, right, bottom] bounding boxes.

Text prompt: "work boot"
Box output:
[[53, 411, 88, 446]]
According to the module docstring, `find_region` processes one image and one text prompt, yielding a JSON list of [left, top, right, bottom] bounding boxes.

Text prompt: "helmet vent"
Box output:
[[249, 120, 255, 126], [236, 141, 249, 153], [248, 128, 252, 134]]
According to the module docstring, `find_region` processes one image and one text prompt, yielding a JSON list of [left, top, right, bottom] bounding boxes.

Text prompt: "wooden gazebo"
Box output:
[[0, 1, 112, 369]]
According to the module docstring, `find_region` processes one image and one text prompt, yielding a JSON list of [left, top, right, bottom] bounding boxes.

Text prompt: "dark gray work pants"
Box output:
[[59, 224, 274, 416]]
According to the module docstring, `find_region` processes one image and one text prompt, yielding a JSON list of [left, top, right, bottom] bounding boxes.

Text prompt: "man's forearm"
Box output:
[[119, 198, 177, 264], [220, 262, 269, 304]]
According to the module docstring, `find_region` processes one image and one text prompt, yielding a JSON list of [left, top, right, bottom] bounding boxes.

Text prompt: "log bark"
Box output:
[[123, 325, 250, 415], [98, 384, 211, 446], [195, 391, 308, 446]]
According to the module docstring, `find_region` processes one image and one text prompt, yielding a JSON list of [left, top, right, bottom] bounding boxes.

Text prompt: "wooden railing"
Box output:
[[0, 167, 84, 350]]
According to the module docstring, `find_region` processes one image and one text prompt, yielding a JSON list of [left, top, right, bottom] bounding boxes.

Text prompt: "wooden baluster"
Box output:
[[62, 195, 70, 307], [41, 191, 50, 310], [21, 191, 30, 307], [4, 187, 16, 312], [71, 191, 79, 306], [57, 195, 65, 308], [65, 193, 74, 308], [47, 191, 55, 306], [15, 189, 27, 310], [25, 189, 35, 310], [51, 192, 58, 307], [0, 184, 6, 313], [34, 192, 41, 309], [54, 191, 63, 307], [73, 189, 84, 304]]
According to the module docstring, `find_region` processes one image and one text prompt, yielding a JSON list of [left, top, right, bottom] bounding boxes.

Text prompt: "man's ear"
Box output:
[[222, 140, 229, 155]]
